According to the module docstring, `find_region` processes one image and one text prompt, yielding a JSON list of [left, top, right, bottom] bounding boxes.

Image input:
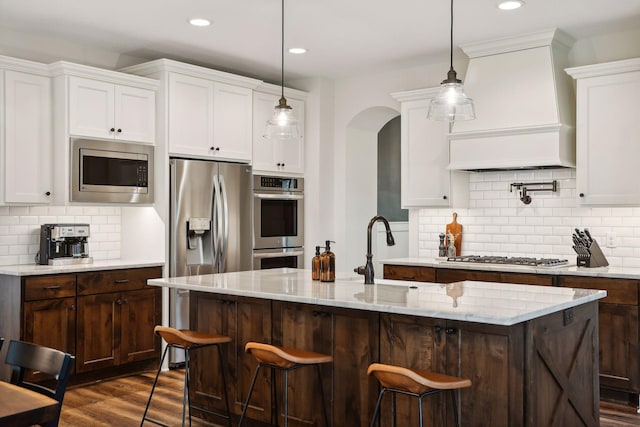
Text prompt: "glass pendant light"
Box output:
[[264, 0, 299, 139], [427, 0, 476, 122]]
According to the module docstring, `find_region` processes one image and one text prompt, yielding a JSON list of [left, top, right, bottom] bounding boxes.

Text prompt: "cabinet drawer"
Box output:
[[383, 265, 436, 282], [436, 269, 554, 286], [77, 267, 162, 296], [24, 275, 76, 301], [558, 276, 638, 305]]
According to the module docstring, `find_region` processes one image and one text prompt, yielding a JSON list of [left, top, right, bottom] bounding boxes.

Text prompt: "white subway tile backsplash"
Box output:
[[0, 205, 121, 266], [416, 168, 640, 267]]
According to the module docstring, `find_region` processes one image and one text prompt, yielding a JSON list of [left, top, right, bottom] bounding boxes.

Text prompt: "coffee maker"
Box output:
[[39, 224, 93, 265]]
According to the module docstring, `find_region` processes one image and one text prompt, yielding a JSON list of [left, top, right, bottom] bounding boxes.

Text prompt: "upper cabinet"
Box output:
[[168, 73, 252, 161], [50, 61, 159, 204], [566, 58, 640, 205], [1, 58, 53, 204], [252, 89, 305, 175], [69, 76, 155, 143], [121, 59, 262, 164], [391, 88, 468, 208]]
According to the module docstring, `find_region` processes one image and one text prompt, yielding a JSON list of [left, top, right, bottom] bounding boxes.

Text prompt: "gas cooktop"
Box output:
[[446, 255, 569, 267]]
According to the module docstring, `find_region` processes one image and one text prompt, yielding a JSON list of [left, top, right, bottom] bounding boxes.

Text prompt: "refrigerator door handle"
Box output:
[[219, 174, 230, 271], [213, 174, 223, 269]]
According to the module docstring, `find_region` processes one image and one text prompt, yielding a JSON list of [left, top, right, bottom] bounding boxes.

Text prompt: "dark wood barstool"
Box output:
[[238, 342, 333, 427], [368, 363, 471, 427], [141, 326, 232, 427]]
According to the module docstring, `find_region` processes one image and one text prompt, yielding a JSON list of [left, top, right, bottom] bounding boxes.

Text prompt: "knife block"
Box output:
[[576, 239, 609, 268]]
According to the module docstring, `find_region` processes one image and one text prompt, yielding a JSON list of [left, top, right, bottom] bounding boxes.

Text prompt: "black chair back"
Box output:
[[0, 337, 4, 351], [5, 340, 75, 427]]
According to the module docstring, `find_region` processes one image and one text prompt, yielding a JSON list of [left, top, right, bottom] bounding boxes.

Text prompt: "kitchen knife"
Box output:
[[583, 228, 593, 244]]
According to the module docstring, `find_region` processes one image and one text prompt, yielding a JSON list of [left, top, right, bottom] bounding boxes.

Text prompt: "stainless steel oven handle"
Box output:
[[177, 289, 190, 296], [253, 193, 304, 200], [253, 250, 304, 259]]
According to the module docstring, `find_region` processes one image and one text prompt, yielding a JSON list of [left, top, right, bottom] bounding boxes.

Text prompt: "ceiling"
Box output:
[[1, 0, 639, 83]]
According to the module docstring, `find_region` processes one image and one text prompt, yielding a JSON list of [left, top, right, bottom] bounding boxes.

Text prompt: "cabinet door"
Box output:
[[252, 92, 305, 174], [379, 313, 446, 427], [22, 297, 76, 382], [401, 97, 453, 207], [114, 85, 156, 143], [190, 293, 272, 423], [273, 302, 334, 427], [4, 70, 52, 203], [76, 293, 120, 373], [168, 73, 215, 157], [276, 97, 305, 174], [598, 303, 639, 393], [69, 76, 115, 139], [576, 71, 640, 205], [446, 320, 521, 427], [213, 82, 252, 161], [120, 288, 161, 363], [252, 92, 279, 171]]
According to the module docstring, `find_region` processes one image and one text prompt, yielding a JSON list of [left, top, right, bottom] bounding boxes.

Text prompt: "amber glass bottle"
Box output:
[[311, 246, 321, 280], [320, 240, 335, 282]]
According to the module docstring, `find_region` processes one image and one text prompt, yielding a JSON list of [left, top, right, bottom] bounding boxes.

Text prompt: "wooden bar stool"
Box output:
[[238, 342, 333, 427], [141, 326, 232, 427], [368, 363, 471, 427]]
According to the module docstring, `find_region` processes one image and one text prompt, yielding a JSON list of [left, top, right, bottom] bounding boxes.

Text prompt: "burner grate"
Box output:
[[446, 255, 568, 267]]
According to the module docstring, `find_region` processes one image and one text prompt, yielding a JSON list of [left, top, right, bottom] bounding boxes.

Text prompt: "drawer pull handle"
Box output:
[[114, 279, 129, 284], [445, 327, 457, 335], [402, 276, 416, 280], [117, 299, 122, 305], [44, 285, 62, 290], [71, 304, 76, 311]]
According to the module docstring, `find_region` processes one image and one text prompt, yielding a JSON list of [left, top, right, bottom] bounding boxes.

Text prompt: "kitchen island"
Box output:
[[149, 268, 605, 427]]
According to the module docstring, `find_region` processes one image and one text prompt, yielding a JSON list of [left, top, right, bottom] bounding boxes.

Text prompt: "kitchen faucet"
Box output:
[[354, 215, 395, 284]]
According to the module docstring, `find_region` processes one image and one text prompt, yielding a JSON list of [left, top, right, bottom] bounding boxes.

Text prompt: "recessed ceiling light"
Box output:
[[288, 47, 307, 54], [498, 0, 524, 10], [189, 18, 211, 27]]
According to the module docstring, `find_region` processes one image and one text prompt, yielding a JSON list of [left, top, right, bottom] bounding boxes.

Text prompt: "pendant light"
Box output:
[[264, 0, 299, 139], [427, 0, 476, 122]]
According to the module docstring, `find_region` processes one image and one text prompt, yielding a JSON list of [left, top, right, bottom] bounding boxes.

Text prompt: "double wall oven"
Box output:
[[253, 175, 304, 269]]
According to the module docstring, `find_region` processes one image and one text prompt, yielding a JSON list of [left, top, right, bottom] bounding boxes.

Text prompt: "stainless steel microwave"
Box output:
[[71, 138, 154, 203]]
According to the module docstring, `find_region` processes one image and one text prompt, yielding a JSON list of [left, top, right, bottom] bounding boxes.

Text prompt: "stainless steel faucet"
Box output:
[[354, 215, 395, 284]]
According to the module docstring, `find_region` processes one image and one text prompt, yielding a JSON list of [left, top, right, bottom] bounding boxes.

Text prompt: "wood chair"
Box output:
[[368, 363, 471, 427], [141, 326, 232, 427], [4, 340, 75, 427], [239, 342, 333, 427]]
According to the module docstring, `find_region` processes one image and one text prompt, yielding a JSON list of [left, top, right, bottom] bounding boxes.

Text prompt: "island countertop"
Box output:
[[148, 268, 606, 326]]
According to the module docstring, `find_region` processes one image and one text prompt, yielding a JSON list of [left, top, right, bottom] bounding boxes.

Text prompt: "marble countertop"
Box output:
[[382, 257, 640, 280], [148, 268, 606, 326], [0, 259, 164, 276]]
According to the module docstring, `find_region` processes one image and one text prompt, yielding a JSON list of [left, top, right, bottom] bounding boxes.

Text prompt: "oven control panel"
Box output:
[[255, 175, 304, 192]]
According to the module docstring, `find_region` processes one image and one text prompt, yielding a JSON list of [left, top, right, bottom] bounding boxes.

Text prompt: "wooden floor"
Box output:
[[59, 369, 640, 426]]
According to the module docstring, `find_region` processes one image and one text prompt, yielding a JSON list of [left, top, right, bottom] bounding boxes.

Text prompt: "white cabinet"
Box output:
[[69, 76, 155, 143], [566, 58, 640, 205], [168, 73, 252, 162], [391, 88, 468, 208], [3, 69, 52, 204], [252, 91, 304, 175]]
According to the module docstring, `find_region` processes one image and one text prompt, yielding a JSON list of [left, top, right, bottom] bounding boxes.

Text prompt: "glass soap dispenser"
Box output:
[[312, 246, 321, 281], [320, 240, 336, 282]]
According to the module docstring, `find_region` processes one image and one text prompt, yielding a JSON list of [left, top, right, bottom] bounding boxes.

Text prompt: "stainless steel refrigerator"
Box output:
[[169, 158, 252, 366]]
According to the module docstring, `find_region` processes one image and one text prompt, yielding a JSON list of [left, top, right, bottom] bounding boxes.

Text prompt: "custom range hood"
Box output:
[[448, 29, 576, 171]]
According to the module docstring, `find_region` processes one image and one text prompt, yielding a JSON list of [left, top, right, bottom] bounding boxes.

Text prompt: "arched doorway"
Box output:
[[344, 106, 408, 276]]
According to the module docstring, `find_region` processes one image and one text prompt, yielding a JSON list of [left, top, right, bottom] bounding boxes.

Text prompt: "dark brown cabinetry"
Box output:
[[75, 268, 162, 373], [384, 263, 638, 407], [190, 292, 272, 424], [380, 314, 523, 426], [0, 266, 162, 383], [22, 274, 77, 381], [272, 302, 379, 427], [558, 275, 639, 403]]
